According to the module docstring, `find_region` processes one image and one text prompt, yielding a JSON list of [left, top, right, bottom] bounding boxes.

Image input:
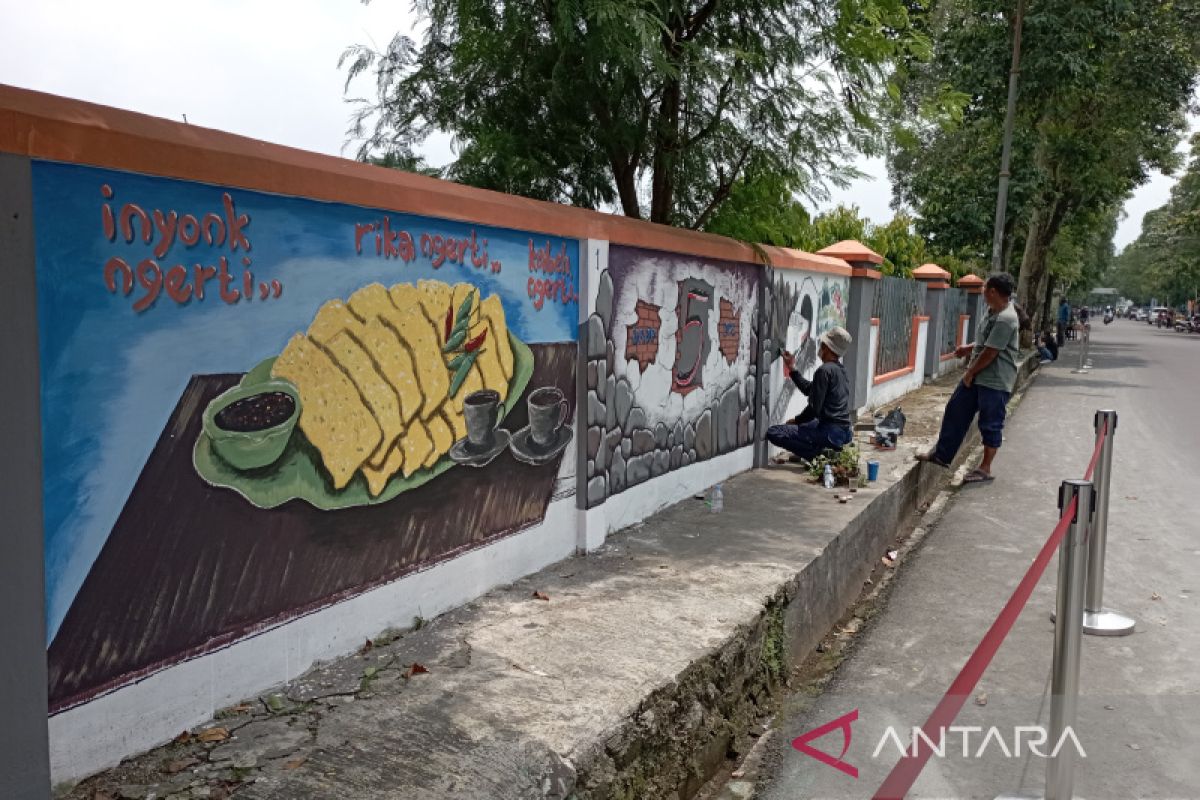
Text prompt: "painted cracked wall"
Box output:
[[583, 246, 760, 506], [33, 161, 580, 710], [763, 270, 849, 450]]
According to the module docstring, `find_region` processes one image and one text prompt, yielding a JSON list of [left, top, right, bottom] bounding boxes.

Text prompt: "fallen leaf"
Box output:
[[359, 639, 374, 655], [532, 590, 550, 601], [363, 666, 378, 679], [882, 557, 896, 568], [164, 756, 200, 774], [403, 663, 429, 679], [975, 693, 988, 707], [1151, 592, 1162, 601], [197, 727, 230, 743], [172, 730, 193, 745], [284, 757, 307, 770]]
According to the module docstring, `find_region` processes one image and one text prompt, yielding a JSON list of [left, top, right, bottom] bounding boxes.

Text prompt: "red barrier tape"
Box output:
[[872, 495, 1079, 798], [1084, 421, 1107, 481]]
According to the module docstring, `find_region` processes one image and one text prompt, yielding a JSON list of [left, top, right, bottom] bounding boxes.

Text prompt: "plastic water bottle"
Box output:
[[710, 483, 724, 513], [823, 464, 835, 489]]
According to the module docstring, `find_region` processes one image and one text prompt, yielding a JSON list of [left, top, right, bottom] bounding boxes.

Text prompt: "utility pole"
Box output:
[[990, 0, 1027, 273]]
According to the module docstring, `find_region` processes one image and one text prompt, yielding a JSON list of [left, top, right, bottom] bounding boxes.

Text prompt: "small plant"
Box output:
[[805, 444, 861, 485]]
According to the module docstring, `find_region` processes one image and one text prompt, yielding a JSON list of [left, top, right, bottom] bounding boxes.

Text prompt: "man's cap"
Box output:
[[819, 326, 853, 357]]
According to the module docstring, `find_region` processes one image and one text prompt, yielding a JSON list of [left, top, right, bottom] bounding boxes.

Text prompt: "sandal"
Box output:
[[962, 468, 995, 484], [914, 452, 950, 469]]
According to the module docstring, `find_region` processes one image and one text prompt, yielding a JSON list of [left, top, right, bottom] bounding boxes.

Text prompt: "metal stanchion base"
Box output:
[[1049, 608, 1136, 636]]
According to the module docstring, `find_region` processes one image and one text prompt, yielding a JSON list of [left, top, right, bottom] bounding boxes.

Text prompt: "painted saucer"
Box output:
[[509, 425, 574, 466], [448, 429, 512, 467]]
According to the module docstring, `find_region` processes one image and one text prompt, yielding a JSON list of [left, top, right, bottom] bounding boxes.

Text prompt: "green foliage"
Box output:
[[889, 0, 1200, 328], [805, 443, 862, 483], [342, 0, 929, 228], [1111, 135, 1200, 306]]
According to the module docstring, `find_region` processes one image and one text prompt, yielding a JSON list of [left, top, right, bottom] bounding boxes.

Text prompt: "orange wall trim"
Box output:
[[873, 316, 925, 386], [0, 84, 856, 276], [851, 267, 882, 280]]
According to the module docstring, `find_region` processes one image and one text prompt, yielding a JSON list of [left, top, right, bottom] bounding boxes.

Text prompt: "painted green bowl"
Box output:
[[201, 379, 302, 471]]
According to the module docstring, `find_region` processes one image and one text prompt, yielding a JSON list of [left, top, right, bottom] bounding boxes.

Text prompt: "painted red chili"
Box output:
[[444, 306, 454, 340], [465, 329, 488, 352]]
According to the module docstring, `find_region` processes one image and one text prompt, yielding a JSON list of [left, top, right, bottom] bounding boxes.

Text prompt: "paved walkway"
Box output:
[[755, 321, 1200, 799]]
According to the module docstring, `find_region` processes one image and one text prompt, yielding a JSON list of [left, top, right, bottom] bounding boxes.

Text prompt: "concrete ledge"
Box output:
[[61, 360, 1037, 800]]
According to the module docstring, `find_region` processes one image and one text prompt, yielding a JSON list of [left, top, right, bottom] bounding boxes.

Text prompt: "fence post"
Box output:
[[959, 274, 986, 345], [999, 479, 1093, 800], [914, 263, 950, 378], [816, 240, 883, 413], [1083, 410, 1135, 635]]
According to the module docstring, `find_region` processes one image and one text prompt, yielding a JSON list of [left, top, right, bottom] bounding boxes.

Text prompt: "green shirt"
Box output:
[[972, 303, 1020, 392]]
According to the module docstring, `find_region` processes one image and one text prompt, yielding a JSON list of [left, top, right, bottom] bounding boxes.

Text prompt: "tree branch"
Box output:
[[690, 143, 753, 230]]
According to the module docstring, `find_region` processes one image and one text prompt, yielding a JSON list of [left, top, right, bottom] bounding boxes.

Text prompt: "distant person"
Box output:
[[1037, 328, 1058, 364], [767, 327, 854, 462], [916, 273, 1021, 484], [1057, 298, 1070, 346]]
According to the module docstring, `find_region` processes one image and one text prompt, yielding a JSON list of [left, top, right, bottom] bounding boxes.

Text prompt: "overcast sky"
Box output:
[[0, 0, 1179, 250]]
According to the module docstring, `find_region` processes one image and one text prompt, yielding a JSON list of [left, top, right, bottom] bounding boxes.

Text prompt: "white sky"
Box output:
[[0, 0, 1176, 250]]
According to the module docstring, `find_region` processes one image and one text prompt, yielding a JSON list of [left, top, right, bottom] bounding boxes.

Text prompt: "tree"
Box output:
[[1110, 134, 1200, 306], [890, 0, 1200, 331], [341, 0, 928, 228]]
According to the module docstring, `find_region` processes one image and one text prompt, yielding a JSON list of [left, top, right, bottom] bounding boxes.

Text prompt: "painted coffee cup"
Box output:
[[527, 387, 569, 449], [463, 389, 501, 451]]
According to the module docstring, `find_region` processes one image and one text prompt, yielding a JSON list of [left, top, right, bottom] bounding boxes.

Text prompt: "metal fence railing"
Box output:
[[873, 275, 925, 376], [942, 287, 967, 355]]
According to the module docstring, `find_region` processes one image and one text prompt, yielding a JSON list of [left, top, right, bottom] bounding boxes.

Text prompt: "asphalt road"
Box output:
[[753, 320, 1200, 799]]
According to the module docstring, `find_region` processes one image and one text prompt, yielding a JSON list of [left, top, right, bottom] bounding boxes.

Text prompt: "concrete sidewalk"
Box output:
[[755, 327, 1200, 799], [59, 367, 1029, 800]]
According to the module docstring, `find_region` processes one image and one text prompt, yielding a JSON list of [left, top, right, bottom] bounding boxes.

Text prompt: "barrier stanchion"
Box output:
[[1050, 412, 1135, 636], [998, 479, 1094, 800], [1072, 324, 1091, 373], [1082, 410, 1135, 636]]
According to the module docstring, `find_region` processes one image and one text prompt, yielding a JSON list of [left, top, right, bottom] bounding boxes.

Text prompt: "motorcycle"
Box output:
[[1103, 311, 1114, 325]]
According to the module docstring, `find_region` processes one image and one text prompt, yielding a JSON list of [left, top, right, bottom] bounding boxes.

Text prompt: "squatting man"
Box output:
[[766, 326, 854, 462]]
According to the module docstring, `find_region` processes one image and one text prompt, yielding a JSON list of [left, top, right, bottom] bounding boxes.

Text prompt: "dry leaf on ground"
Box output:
[[532, 590, 550, 601], [1151, 592, 1162, 601], [172, 730, 192, 745], [404, 663, 429, 679], [975, 693, 988, 706], [197, 727, 230, 743], [284, 757, 307, 770]]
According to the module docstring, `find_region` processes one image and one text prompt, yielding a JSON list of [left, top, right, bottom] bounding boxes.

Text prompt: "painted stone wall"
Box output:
[[583, 246, 760, 507], [762, 270, 849, 448], [33, 161, 580, 711]]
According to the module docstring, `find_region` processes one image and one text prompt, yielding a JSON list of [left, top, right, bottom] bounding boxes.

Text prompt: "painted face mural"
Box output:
[[32, 162, 580, 710], [584, 247, 759, 506], [673, 278, 714, 395]]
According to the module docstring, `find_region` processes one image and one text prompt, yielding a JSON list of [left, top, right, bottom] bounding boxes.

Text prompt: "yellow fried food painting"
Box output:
[[270, 280, 512, 496]]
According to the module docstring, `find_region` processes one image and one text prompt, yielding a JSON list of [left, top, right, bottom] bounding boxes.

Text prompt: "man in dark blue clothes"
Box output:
[[767, 326, 854, 462]]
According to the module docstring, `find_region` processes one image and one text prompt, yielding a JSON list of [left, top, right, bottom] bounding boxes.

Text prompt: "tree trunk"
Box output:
[[612, 160, 642, 219], [1016, 196, 1071, 340], [649, 75, 681, 225]]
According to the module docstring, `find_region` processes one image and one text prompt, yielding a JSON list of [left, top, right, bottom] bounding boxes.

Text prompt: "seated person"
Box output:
[[767, 326, 854, 462], [1037, 327, 1058, 363]]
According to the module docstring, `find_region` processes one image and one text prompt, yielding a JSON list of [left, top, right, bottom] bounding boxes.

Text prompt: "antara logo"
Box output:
[[792, 709, 1087, 778]]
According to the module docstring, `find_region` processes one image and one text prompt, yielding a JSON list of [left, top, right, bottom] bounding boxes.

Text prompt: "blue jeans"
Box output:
[[767, 420, 853, 461], [933, 382, 1010, 464]]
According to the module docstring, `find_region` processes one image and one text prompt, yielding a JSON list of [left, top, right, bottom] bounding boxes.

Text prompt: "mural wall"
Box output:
[[583, 246, 760, 507], [33, 161, 580, 710], [762, 270, 849, 447]]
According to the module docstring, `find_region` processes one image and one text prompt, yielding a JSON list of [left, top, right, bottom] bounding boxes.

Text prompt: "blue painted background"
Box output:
[[31, 161, 580, 643]]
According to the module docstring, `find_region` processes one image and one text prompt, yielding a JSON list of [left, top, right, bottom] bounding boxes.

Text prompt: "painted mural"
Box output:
[[32, 161, 579, 710], [764, 271, 849, 442], [583, 246, 760, 507]]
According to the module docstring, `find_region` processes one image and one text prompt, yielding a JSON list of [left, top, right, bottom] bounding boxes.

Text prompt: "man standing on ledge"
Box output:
[[767, 326, 854, 462], [916, 272, 1021, 484]]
